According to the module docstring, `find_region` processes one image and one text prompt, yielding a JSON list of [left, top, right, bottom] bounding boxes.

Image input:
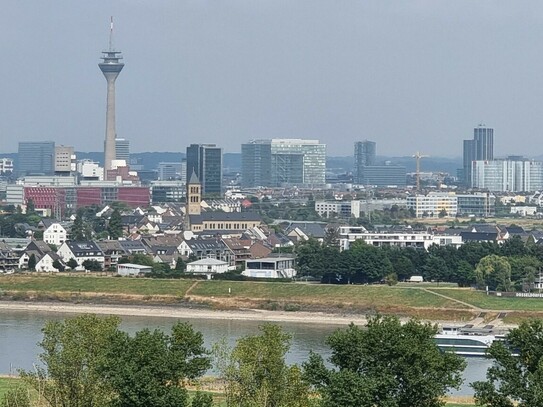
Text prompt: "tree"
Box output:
[[71, 214, 87, 241], [216, 324, 312, 407], [26, 198, 35, 214], [107, 209, 123, 239], [475, 255, 512, 291], [453, 260, 476, 287], [27, 254, 36, 271], [20, 314, 121, 407], [82, 259, 102, 272], [100, 322, 211, 407], [52, 259, 65, 272], [67, 258, 78, 270], [304, 315, 466, 407], [472, 319, 543, 406]]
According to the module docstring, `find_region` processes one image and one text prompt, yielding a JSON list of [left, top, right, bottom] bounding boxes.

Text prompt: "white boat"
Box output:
[[434, 325, 502, 357]]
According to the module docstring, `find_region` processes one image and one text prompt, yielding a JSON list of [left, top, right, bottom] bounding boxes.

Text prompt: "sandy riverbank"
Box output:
[[0, 301, 374, 326]]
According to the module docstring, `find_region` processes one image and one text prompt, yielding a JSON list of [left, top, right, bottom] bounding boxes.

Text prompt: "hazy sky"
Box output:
[[2, 1, 543, 157]]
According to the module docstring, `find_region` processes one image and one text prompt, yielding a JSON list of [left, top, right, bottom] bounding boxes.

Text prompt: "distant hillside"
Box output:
[[326, 155, 462, 174]]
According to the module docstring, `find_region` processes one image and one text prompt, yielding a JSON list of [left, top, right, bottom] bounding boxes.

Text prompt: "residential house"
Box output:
[[57, 241, 105, 270], [0, 242, 19, 272], [119, 240, 149, 255], [19, 240, 64, 272], [95, 240, 126, 270], [180, 239, 232, 264], [39, 219, 69, 246], [284, 222, 328, 243]]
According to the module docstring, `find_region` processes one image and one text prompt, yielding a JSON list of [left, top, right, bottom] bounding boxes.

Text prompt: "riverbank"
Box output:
[[1, 274, 543, 325], [0, 301, 373, 326]]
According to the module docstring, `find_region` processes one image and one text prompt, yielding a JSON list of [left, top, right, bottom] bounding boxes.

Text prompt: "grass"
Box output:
[[0, 275, 194, 297], [0, 377, 21, 399], [428, 288, 543, 311], [190, 280, 469, 309]]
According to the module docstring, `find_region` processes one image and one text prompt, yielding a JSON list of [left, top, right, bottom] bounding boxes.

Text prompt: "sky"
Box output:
[[2, 1, 543, 157]]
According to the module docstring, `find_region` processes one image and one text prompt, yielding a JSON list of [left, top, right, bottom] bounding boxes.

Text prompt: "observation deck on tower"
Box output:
[[99, 50, 124, 74]]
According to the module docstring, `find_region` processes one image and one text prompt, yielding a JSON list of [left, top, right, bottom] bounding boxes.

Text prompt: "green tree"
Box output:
[[67, 258, 78, 270], [107, 209, 123, 239], [453, 260, 476, 287], [304, 315, 466, 407], [53, 259, 65, 272], [27, 254, 36, 271], [100, 322, 211, 407], [26, 198, 35, 214], [71, 214, 87, 241], [472, 319, 543, 406], [82, 259, 102, 272], [20, 314, 121, 407], [475, 255, 512, 291], [216, 324, 312, 407]]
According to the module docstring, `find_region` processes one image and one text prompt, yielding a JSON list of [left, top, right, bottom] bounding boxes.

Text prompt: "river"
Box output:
[[0, 309, 491, 396]]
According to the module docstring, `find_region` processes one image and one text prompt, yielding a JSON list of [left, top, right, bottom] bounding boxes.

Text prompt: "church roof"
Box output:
[[188, 171, 200, 185]]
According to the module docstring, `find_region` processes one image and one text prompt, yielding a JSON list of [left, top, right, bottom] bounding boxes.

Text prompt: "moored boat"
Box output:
[[434, 325, 504, 357]]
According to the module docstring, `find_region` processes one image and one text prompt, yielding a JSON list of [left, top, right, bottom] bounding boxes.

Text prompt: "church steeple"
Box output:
[[186, 170, 201, 216]]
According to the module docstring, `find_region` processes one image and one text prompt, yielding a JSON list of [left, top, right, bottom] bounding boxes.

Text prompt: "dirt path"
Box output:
[[421, 288, 482, 311], [184, 281, 201, 297]]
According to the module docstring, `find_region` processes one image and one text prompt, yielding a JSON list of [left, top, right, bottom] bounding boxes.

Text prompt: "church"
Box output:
[[184, 172, 263, 234]]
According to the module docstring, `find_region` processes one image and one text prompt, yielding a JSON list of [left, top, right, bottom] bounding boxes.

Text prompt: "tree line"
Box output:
[[296, 235, 543, 291], [3, 314, 542, 407]]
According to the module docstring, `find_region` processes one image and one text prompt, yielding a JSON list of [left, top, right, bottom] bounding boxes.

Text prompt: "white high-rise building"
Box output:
[[472, 158, 543, 192]]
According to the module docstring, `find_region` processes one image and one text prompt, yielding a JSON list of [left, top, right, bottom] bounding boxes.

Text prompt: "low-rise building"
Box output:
[[117, 263, 152, 276], [186, 257, 229, 279], [243, 256, 296, 279], [338, 226, 463, 251], [315, 200, 361, 218]]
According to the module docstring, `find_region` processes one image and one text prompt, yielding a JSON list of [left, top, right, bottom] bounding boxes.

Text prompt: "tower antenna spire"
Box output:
[[109, 16, 114, 51]]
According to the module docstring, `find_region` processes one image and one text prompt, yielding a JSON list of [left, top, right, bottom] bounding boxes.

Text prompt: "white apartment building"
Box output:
[[338, 226, 463, 251], [407, 193, 458, 218], [43, 222, 68, 246], [315, 200, 361, 218], [472, 159, 543, 192]]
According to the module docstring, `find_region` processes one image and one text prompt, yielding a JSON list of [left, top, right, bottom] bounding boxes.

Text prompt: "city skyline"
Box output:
[[3, 2, 543, 157]]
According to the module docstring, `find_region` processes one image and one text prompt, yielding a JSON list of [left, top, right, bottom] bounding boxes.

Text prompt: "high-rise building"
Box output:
[[241, 139, 326, 187], [462, 124, 494, 187], [115, 138, 130, 162], [270, 139, 326, 187], [186, 144, 223, 195], [471, 157, 543, 192], [54, 145, 76, 175], [354, 140, 376, 184], [241, 141, 272, 188], [157, 162, 183, 181], [99, 18, 124, 172], [18, 141, 55, 176], [357, 165, 407, 187]]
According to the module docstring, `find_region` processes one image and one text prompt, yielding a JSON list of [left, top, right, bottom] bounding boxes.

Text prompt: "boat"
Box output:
[[434, 325, 505, 357]]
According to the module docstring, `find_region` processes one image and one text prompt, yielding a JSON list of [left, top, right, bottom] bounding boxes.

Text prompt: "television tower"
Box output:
[[99, 17, 124, 172]]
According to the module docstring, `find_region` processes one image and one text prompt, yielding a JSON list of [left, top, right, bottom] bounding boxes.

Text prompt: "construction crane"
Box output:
[[412, 151, 429, 191]]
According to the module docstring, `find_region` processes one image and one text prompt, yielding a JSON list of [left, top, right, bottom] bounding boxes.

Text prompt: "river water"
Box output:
[[0, 309, 491, 396]]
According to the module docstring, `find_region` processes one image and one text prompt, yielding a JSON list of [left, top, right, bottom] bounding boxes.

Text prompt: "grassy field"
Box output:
[[0, 275, 194, 297], [190, 280, 468, 309], [0, 377, 21, 399], [428, 288, 543, 311]]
